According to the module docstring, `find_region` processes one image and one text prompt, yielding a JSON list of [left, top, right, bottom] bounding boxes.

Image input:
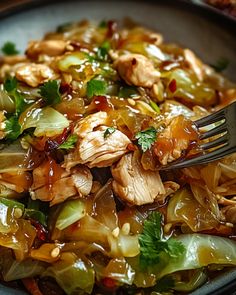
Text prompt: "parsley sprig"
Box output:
[[3, 77, 27, 140], [135, 127, 157, 152], [139, 212, 185, 268], [86, 78, 107, 99], [104, 127, 116, 139], [1, 41, 19, 56], [59, 134, 78, 150], [39, 80, 61, 106]]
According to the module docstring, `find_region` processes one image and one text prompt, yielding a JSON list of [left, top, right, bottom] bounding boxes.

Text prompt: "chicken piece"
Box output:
[[30, 161, 92, 206], [154, 115, 199, 165], [26, 40, 67, 59], [114, 53, 160, 88], [64, 126, 131, 169], [74, 111, 108, 138], [15, 63, 56, 87], [111, 152, 166, 206], [0, 55, 27, 66], [184, 49, 204, 81]]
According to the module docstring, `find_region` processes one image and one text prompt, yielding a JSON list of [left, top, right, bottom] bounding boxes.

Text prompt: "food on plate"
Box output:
[[0, 19, 236, 295]]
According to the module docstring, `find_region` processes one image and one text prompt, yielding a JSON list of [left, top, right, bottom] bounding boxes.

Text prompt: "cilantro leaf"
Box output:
[[210, 57, 229, 72], [135, 127, 157, 152], [4, 76, 17, 92], [98, 20, 107, 28], [4, 115, 21, 140], [59, 134, 78, 149], [86, 79, 107, 99], [104, 127, 116, 139], [118, 85, 139, 98], [39, 80, 61, 105], [97, 41, 110, 61], [1, 41, 19, 55], [4, 77, 27, 115], [139, 212, 185, 268]]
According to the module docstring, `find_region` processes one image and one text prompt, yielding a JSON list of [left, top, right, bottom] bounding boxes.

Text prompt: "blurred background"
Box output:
[[0, 0, 236, 18]]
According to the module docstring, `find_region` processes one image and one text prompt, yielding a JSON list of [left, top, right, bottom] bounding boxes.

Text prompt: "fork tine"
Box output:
[[195, 110, 225, 128], [199, 122, 227, 140], [200, 133, 228, 150], [162, 145, 236, 170]]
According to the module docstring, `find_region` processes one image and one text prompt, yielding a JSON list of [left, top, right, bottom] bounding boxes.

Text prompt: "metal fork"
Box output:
[[162, 101, 236, 170]]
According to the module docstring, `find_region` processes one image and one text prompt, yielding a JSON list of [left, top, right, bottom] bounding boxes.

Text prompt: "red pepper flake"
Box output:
[[59, 83, 72, 94], [30, 219, 48, 241], [93, 96, 114, 112], [102, 277, 116, 289], [169, 79, 177, 93], [127, 143, 138, 151], [131, 58, 137, 66]]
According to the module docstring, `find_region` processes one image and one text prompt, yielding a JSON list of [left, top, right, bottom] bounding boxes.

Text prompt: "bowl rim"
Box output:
[[0, 0, 236, 29]]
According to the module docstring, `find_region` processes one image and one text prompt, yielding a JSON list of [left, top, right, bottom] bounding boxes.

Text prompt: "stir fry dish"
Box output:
[[0, 19, 236, 295]]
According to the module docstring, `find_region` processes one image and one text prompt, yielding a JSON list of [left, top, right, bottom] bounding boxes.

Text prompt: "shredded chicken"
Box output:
[[15, 63, 57, 87], [112, 152, 166, 205], [74, 111, 108, 138], [30, 161, 92, 206], [114, 53, 160, 88], [64, 126, 131, 169], [26, 40, 68, 59], [64, 112, 131, 169]]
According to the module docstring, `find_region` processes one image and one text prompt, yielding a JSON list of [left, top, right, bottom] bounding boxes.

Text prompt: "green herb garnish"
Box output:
[[135, 127, 157, 152], [3, 77, 28, 140], [104, 127, 116, 139], [139, 212, 185, 267], [1, 41, 19, 55], [4, 115, 21, 141], [39, 80, 61, 105], [86, 78, 107, 99], [98, 20, 108, 28], [210, 57, 229, 72], [97, 41, 111, 61], [118, 85, 139, 98], [59, 134, 78, 150], [149, 100, 160, 113]]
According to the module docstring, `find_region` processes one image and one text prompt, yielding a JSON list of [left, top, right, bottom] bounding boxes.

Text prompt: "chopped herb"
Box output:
[[4, 115, 21, 140], [4, 76, 17, 92], [97, 41, 111, 61], [4, 77, 27, 115], [154, 276, 175, 292], [39, 80, 61, 105], [86, 78, 107, 99], [104, 127, 116, 138], [24, 209, 47, 227], [118, 85, 139, 98], [1, 41, 19, 55], [139, 211, 185, 268], [98, 20, 107, 28], [59, 134, 78, 150], [149, 100, 160, 113], [210, 57, 229, 72], [135, 127, 157, 152], [56, 22, 73, 33]]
